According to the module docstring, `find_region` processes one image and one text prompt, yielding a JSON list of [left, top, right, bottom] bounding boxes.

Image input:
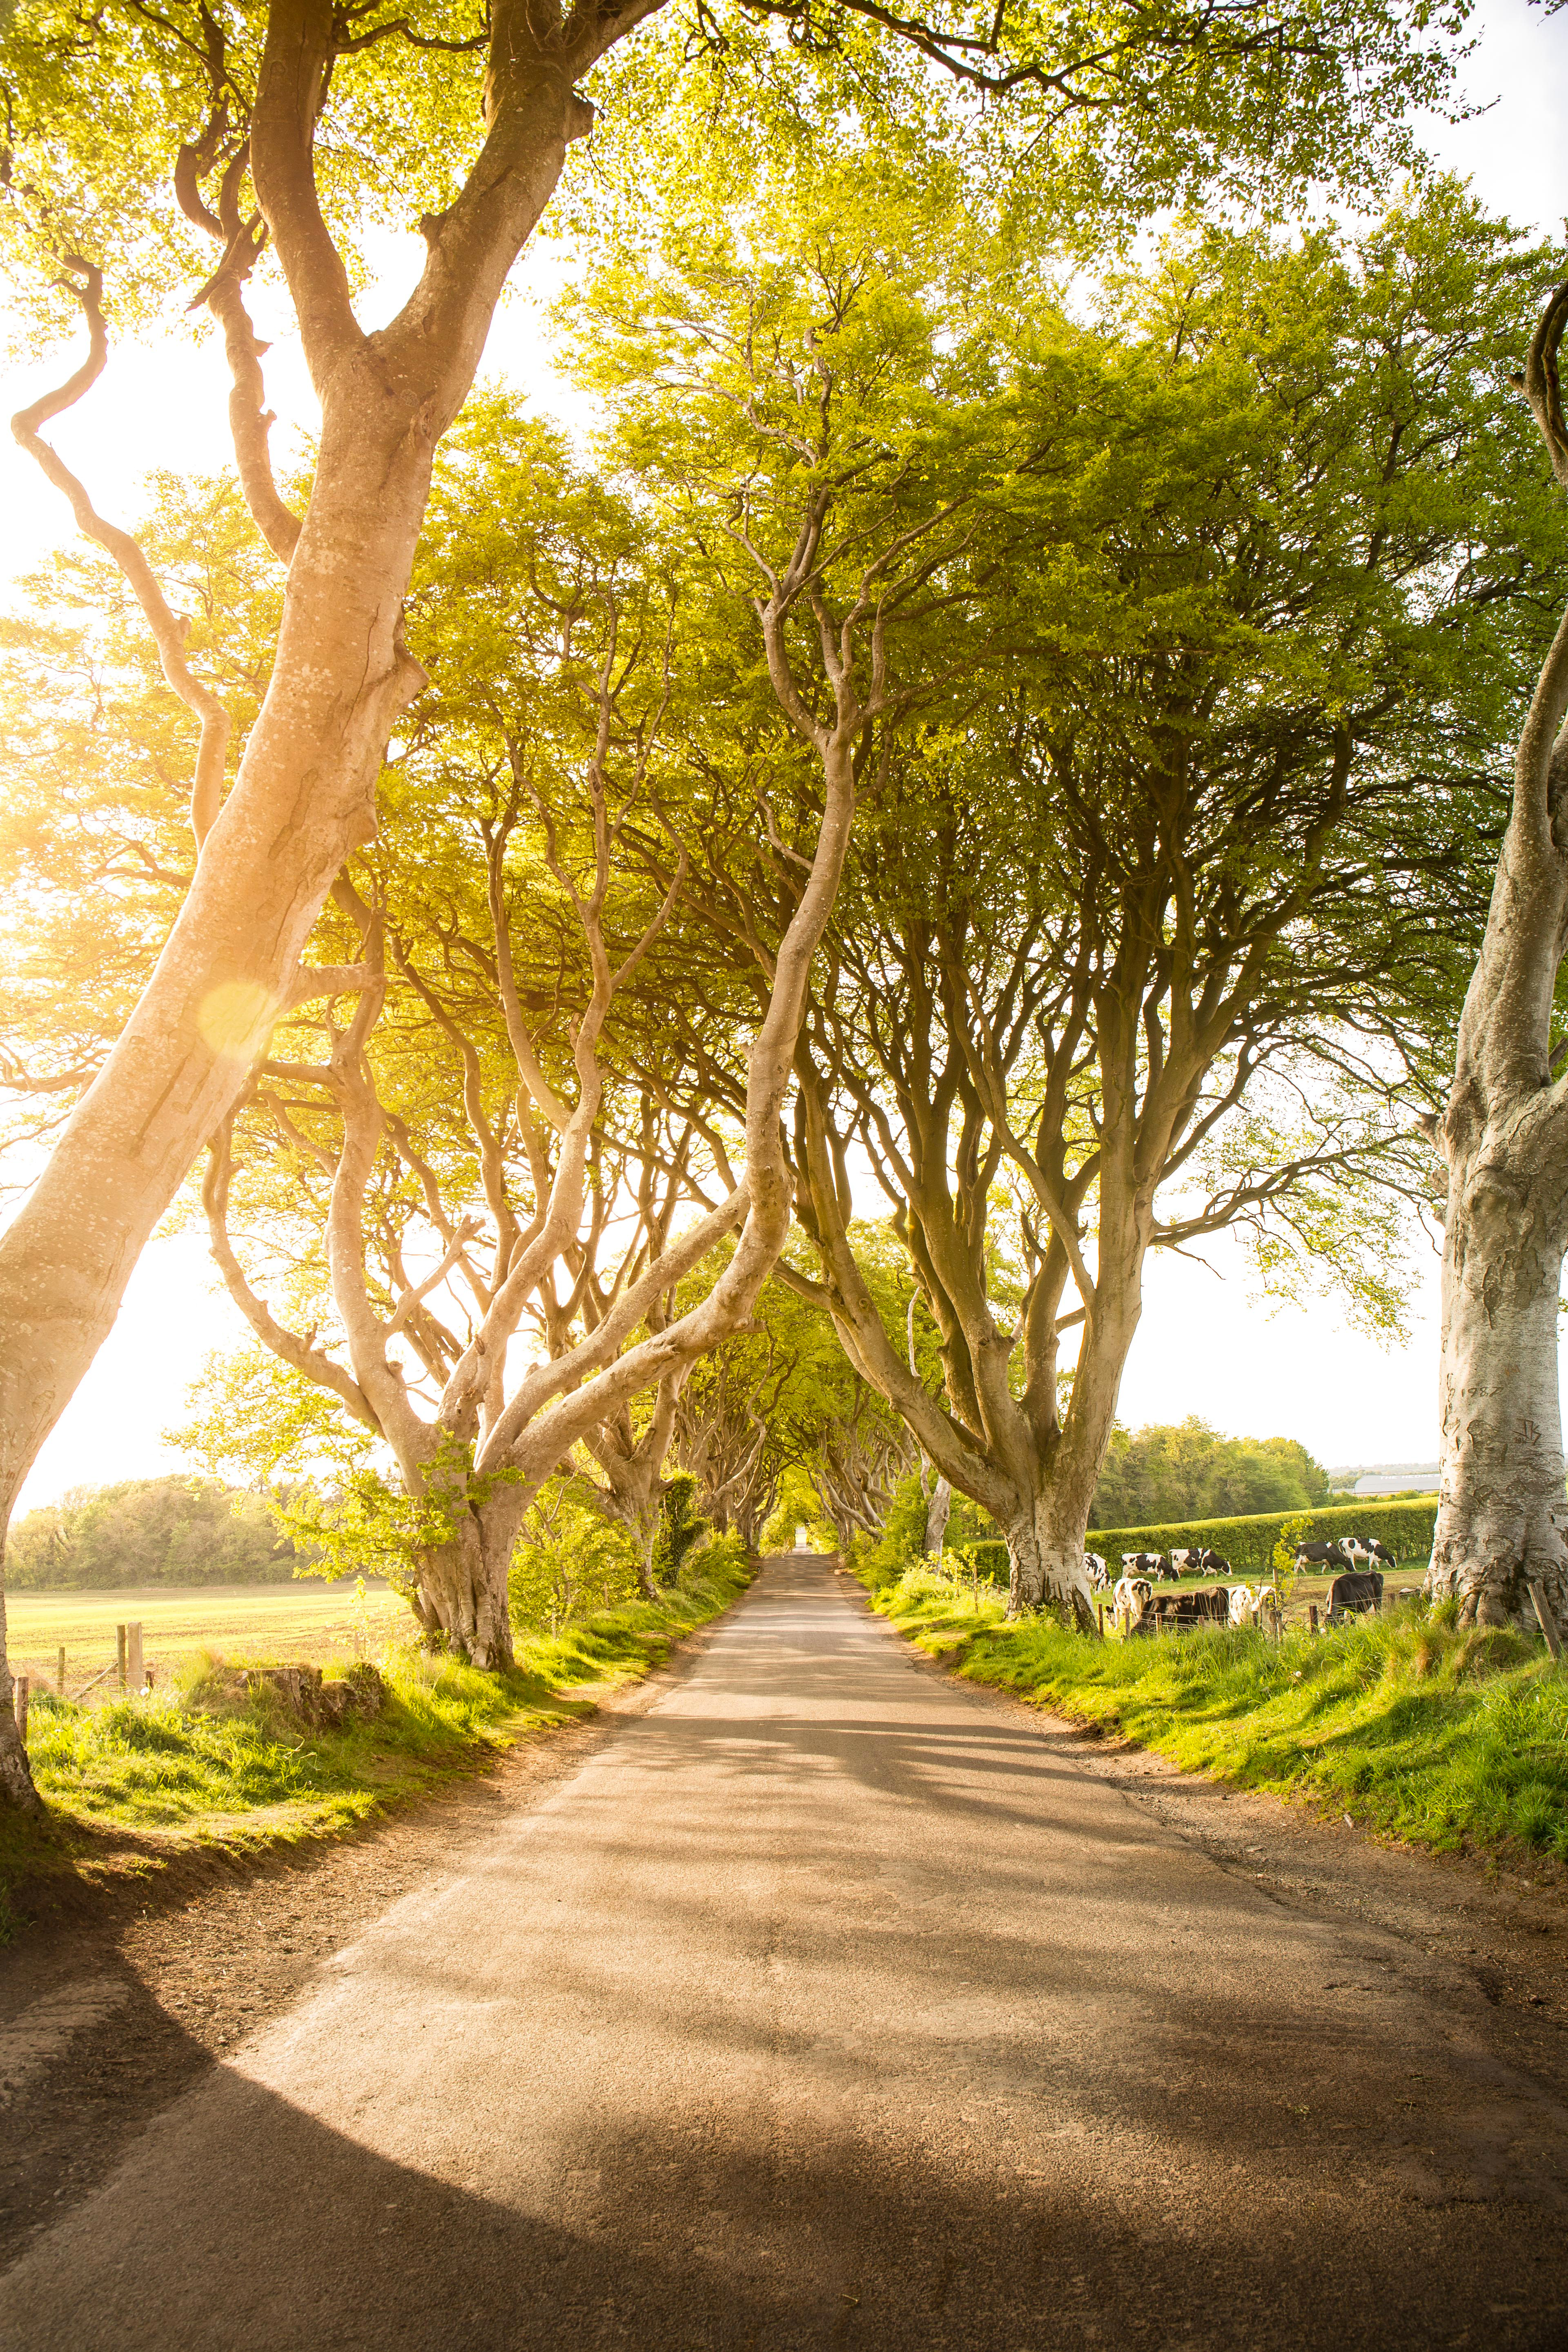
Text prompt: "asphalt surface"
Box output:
[[4, 1555, 1568, 2352]]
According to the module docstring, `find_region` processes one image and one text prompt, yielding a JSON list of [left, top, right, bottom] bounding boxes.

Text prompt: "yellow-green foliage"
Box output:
[[861, 1563, 1568, 1863]]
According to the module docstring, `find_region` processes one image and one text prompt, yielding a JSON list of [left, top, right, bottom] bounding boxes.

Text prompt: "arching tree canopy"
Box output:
[[0, 0, 1546, 1817]]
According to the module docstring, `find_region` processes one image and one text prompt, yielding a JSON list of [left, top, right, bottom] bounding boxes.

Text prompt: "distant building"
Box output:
[[1327, 1463, 1439, 1497]]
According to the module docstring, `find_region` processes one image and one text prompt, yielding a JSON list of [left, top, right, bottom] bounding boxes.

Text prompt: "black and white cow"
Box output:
[[1085, 1552, 1110, 1592], [1325, 1568, 1384, 1622], [1169, 1546, 1204, 1575], [1113, 1575, 1154, 1628], [1294, 1540, 1353, 1574], [1130, 1586, 1232, 1637], [1122, 1552, 1164, 1578], [1188, 1586, 1231, 1625], [1345, 1535, 1397, 1572], [1196, 1546, 1231, 1576]]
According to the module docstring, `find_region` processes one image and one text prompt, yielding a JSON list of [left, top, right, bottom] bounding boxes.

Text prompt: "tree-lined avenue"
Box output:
[[3, 1559, 1566, 2348]]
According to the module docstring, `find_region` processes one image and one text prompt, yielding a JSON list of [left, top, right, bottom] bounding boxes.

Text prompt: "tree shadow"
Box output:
[[3, 2040, 1562, 2352]]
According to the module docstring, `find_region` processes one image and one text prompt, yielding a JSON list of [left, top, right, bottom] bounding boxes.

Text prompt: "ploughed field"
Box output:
[[7, 1581, 407, 1700]]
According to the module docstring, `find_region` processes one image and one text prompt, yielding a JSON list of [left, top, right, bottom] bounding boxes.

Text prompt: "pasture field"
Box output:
[[7, 1580, 407, 1698], [860, 1560, 1568, 1866], [964, 1560, 1409, 1625]]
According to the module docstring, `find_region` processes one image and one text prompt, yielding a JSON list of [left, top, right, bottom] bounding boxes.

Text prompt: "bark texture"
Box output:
[[414, 1504, 520, 1669], [1427, 285, 1568, 1630], [923, 1477, 952, 1557], [1003, 1494, 1098, 1632]]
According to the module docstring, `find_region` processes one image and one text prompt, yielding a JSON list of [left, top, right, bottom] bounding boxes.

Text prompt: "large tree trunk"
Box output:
[[632, 1504, 661, 1603], [1428, 1102, 1568, 1628], [922, 1476, 952, 1557], [416, 1488, 526, 1670], [1002, 1487, 1097, 1633], [0, 1576, 37, 1812], [1425, 290, 1568, 1633]]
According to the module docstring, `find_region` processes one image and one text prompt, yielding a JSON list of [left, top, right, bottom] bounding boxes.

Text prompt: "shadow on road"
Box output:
[[4, 2049, 1564, 2352]]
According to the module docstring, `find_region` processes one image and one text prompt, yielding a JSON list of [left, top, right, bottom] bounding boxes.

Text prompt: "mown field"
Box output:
[[7, 1580, 408, 1697], [858, 1560, 1568, 1866]]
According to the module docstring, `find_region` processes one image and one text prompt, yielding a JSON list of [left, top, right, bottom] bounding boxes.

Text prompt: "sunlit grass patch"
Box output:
[[859, 1562, 1568, 1864]]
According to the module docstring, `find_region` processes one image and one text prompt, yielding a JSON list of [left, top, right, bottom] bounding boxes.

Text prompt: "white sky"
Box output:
[[3, 0, 1567, 1510]]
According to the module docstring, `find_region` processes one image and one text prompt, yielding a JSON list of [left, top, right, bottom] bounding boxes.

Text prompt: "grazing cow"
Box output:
[[1169, 1546, 1202, 1574], [1325, 1568, 1384, 1623], [1294, 1540, 1352, 1574], [1197, 1547, 1231, 1576], [1344, 1535, 1397, 1572], [1131, 1586, 1231, 1637], [1114, 1575, 1154, 1628], [1085, 1552, 1110, 1591], [1227, 1584, 1256, 1628], [1121, 1551, 1164, 1578], [1154, 1554, 1183, 1584]]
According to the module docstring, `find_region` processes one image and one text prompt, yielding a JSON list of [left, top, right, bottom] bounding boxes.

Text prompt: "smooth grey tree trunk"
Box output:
[[1426, 283, 1568, 1632], [1428, 1085, 1568, 1626], [1001, 1492, 1098, 1633]]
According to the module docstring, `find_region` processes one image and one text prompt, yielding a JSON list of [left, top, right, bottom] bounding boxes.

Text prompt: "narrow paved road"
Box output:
[[6, 1558, 1567, 2350]]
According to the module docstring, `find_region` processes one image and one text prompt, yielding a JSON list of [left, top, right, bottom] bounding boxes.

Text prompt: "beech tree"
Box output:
[[1423, 282, 1568, 1631], [626, 188, 1567, 1624], [173, 399, 835, 1661], [668, 1267, 799, 1548], [670, 1244, 918, 1549], [170, 294, 983, 1664], [0, 0, 1474, 1794]]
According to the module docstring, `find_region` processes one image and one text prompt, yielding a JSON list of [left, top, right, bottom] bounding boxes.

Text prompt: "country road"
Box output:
[[5, 1555, 1568, 2351]]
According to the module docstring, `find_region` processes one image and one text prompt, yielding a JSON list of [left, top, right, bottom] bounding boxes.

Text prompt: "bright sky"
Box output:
[[3, 0, 1567, 1510]]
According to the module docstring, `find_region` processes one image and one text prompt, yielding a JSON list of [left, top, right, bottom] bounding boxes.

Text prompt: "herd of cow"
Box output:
[[1081, 1535, 1399, 1637]]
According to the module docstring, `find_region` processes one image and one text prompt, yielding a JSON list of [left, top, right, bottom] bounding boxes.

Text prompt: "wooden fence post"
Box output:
[[1309, 1604, 1319, 1635], [56, 1644, 66, 1695], [1097, 1601, 1105, 1638], [127, 1622, 144, 1692], [14, 1675, 28, 1744], [116, 1624, 127, 1693]]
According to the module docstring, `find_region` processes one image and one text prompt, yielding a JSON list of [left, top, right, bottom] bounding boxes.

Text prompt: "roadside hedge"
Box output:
[[956, 1496, 1438, 1582]]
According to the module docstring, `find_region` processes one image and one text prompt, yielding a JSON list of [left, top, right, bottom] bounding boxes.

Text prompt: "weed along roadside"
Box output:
[[851, 1556, 1568, 1870], [0, 1548, 753, 1938]]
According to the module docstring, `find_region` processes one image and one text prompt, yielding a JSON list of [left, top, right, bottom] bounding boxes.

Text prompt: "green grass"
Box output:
[[0, 1554, 750, 1929], [860, 1561, 1568, 1865]]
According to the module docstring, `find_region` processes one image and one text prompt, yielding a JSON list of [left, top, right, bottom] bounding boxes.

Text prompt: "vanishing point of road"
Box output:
[[4, 1555, 1567, 2351]]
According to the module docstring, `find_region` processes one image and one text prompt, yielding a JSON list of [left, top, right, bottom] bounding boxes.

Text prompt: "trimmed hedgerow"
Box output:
[[957, 1497, 1437, 1582]]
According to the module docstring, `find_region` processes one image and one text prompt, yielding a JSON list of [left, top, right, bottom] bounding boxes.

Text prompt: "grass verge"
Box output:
[[0, 1553, 750, 1938], [857, 1560, 1568, 1867]]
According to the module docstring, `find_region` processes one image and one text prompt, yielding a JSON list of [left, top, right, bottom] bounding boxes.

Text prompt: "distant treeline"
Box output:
[[1088, 1418, 1330, 1530], [8, 1478, 308, 1590]]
